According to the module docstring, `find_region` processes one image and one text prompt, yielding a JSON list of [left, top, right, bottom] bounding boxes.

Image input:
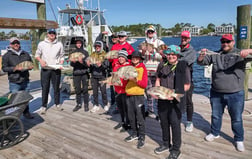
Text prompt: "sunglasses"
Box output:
[[221, 40, 232, 44], [48, 31, 56, 35], [11, 41, 20, 45], [118, 36, 126, 38], [147, 31, 154, 34]]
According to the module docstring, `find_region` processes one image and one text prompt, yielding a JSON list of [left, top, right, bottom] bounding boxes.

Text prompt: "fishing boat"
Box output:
[[57, 0, 113, 54], [127, 37, 137, 44]]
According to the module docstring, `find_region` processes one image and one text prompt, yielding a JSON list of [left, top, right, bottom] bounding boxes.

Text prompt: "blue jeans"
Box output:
[[210, 90, 244, 141], [9, 81, 30, 93], [9, 81, 30, 114]]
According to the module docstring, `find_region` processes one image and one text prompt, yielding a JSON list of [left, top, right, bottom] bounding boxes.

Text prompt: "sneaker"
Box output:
[[84, 105, 89, 112], [137, 138, 145, 149], [56, 104, 63, 111], [104, 105, 109, 112], [154, 145, 169, 154], [149, 111, 157, 119], [73, 105, 81, 112], [236, 141, 245, 152], [90, 105, 100, 113], [114, 123, 122, 130], [185, 121, 193, 132], [166, 150, 181, 159], [205, 133, 220, 142], [124, 134, 138, 142], [40, 107, 47, 115]]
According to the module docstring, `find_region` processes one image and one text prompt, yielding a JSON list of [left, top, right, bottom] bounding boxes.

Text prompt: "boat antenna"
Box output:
[[98, 0, 100, 11], [47, 0, 57, 22]]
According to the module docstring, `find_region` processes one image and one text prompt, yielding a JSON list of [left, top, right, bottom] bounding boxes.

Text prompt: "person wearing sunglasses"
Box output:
[[198, 34, 252, 152], [2, 37, 34, 119], [141, 25, 165, 119], [35, 28, 65, 115], [179, 31, 197, 133]]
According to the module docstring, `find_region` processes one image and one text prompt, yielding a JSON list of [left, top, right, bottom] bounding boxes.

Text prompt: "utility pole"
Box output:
[[237, 4, 251, 100]]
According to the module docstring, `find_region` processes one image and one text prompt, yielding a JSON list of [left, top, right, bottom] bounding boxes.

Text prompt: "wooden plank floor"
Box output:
[[0, 71, 252, 159]]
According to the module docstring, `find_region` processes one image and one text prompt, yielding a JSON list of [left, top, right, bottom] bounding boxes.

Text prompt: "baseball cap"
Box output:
[[146, 25, 156, 32], [111, 33, 118, 38], [181, 31, 191, 38], [47, 28, 56, 34], [9, 37, 20, 44], [220, 34, 234, 41], [118, 31, 127, 37]]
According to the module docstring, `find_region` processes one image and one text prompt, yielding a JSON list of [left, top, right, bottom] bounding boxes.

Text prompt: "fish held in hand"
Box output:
[[15, 61, 33, 70], [147, 86, 184, 102], [69, 52, 85, 62], [105, 50, 119, 59], [100, 74, 122, 86], [87, 56, 104, 65], [115, 65, 138, 80]]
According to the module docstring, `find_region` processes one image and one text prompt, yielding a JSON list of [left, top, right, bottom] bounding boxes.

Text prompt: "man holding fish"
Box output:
[[151, 45, 191, 159], [2, 37, 34, 119], [140, 25, 165, 119], [35, 28, 65, 114], [179, 31, 197, 133], [69, 38, 90, 112], [198, 34, 252, 152]]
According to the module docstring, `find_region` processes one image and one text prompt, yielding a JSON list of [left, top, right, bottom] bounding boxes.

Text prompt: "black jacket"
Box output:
[[2, 49, 32, 83], [70, 47, 89, 76]]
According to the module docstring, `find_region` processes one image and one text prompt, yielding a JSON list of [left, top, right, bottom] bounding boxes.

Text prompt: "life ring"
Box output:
[[76, 15, 83, 25]]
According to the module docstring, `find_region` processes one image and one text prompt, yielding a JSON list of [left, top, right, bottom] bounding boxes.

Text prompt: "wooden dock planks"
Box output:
[[0, 71, 252, 159]]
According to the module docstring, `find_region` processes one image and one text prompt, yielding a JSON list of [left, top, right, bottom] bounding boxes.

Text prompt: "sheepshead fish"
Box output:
[[115, 65, 138, 79], [199, 50, 252, 58], [147, 86, 184, 102], [87, 56, 104, 65], [138, 42, 155, 53], [15, 61, 33, 70], [105, 50, 119, 59], [69, 52, 85, 62], [157, 44, 168, 52], [100, 74, 122, 86]]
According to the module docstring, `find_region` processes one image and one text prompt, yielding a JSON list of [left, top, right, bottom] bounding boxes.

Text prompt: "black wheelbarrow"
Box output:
[[0, 91, 33, 150]]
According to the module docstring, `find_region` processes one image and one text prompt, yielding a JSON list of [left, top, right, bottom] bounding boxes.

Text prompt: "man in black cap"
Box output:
[[2, 37, 34, 119]]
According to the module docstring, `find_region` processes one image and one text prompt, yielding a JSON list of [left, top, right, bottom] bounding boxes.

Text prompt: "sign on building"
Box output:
[[14, 0, 45, 3], [239, 26, 247, 39]]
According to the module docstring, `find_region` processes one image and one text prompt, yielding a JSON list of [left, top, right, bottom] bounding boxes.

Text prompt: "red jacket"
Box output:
[[111, 42, 135, 55], [110, 42, 134, 68], [113, 61, 131, 94]]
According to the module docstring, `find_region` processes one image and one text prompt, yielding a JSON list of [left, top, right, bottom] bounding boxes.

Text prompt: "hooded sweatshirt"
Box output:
[[70, 41, 90, 75], [89, 41, 110, 79], [35, 38, 64, 68]]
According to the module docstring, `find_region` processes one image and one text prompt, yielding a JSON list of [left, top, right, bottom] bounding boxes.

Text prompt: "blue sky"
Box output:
[[0, 0, 251, 33]]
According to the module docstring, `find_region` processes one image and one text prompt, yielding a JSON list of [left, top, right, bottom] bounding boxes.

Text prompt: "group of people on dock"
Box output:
[[2, 25, 252, 159]]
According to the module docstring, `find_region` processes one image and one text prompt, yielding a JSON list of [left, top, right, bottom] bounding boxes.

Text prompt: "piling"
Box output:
[[237, 4, 251, 100]]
